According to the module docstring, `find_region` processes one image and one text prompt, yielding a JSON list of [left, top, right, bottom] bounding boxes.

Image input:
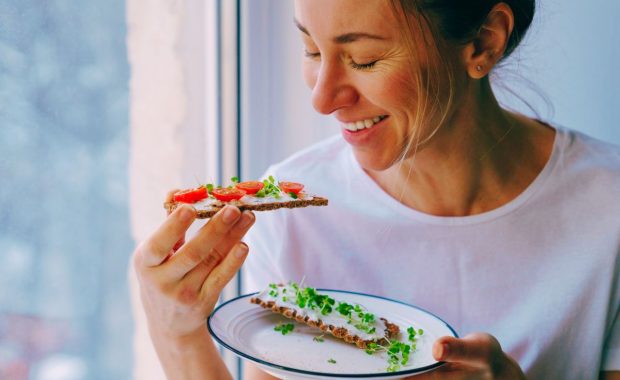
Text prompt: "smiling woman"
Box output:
[[130, 1, 620, 380]]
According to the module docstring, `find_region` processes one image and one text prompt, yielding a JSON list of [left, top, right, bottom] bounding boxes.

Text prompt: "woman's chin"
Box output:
[[352, 149, 398, 173]]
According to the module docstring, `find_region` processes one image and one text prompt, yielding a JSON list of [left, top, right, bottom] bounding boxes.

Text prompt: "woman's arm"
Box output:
[[151, 327, 231, 380]]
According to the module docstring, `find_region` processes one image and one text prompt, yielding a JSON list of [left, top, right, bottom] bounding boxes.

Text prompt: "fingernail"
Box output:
[[178, 205, 195, 222], [222, 206, 239, 224], [236, 211, 255, 229], [234, 242, 248, 258]]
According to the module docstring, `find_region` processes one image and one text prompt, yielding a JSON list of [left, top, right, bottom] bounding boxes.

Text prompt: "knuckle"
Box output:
[[212, 219, 233, 236], [175, 285, 198, 305], [181, 248, 202, 267], [203, 248, 223, 267], [470, 333, 501, 371]]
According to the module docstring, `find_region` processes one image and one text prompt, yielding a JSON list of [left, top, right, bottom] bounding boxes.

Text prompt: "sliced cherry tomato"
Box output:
[[279, 181, 304, 195], [173, 187, 208, 203], [235, 181, 264, 195], [211, 187, 246, 202]]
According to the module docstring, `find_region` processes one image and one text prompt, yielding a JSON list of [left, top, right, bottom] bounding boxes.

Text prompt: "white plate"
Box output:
[[208, 289, 458, 379]]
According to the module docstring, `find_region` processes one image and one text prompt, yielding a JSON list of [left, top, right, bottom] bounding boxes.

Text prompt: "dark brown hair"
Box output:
[[412, 0, 535, 59]]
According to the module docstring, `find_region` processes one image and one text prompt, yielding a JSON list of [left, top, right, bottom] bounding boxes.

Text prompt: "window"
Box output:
[[0, 1, 132, 379]]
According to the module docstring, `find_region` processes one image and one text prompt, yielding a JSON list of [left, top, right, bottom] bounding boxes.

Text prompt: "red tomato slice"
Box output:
[[211, 187, 246, 202], [173, 187, 208, 203], [279, 181, 304, 194], [235, 181, 264, 195]]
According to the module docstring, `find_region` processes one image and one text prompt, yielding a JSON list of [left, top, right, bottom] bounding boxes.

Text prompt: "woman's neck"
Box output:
[[366, 80, 555, 216]]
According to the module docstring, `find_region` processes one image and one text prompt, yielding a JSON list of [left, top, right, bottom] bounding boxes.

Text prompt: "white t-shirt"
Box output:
[[242, 126, 620, 379]]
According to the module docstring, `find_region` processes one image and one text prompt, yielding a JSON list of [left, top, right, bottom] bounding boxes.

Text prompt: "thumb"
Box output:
[[432, 333, 500, 367]]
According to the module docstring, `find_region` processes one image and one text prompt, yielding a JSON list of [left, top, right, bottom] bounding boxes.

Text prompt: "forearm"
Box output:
[[150, 326, 232, 380]]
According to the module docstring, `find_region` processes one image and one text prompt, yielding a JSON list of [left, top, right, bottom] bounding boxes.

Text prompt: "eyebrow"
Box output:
[[294, 18, 387, 44]]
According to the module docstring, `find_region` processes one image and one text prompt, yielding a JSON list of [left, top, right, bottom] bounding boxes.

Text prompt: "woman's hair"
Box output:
[[387, 0, 535, 161], [412, 0, 535, 59]]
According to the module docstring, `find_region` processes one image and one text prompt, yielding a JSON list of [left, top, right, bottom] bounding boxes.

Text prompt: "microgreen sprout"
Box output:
[[274, 323, 295, 335], [268, 283, 279, 297], [365, 327, 424, 372], [256, 175, 282, 198], [268, 283, 424, 372]]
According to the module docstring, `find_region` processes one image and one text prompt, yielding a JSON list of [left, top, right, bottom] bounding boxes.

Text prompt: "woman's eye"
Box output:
[[304, 50, 321, 59], [350, 59, 378, 71]]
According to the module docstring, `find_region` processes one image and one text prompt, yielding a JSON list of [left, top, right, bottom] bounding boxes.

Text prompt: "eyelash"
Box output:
[[304, 50, 378, 71], [350, 60, 377, 71]]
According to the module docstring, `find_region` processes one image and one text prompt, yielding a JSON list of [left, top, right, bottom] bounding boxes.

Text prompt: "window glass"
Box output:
[[0, 1, 132, 379]]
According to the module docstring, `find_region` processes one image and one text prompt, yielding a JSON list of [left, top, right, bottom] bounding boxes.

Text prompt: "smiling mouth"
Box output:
[[341, 115, 388, 132]]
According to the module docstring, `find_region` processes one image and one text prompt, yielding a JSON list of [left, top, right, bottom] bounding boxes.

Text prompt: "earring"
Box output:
[[476, 65, 483, 72]]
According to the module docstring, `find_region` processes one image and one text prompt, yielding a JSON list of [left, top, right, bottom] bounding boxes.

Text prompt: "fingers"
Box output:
[[201, 242, 249, 297], [433, 333, 501, 368], [164, 189, 187, 251], [181, 211, 255, 290], [163, 206, 250, 280], [137, 204, 196, 268]]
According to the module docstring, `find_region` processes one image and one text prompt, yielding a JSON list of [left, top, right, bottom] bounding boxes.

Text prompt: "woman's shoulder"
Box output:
[[548, 126, 620, 210], [556, 126, 620, 173]]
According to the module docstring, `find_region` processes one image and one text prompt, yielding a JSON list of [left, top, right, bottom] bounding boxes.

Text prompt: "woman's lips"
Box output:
[[341, 116, 389, 146]]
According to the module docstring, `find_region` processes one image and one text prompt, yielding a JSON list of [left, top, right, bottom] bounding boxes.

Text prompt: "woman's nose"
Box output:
[[310, 61, 358, 115]]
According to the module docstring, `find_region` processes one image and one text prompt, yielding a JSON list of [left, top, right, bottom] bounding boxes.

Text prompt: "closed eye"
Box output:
[[350, 60, 378, 71], [304, 50, 321, 59]]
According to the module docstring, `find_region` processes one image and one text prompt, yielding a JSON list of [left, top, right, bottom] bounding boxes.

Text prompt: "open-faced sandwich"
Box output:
[[251, 282, 426, 372], [164, 176, 328, 218], [251, 283, 401, 349]]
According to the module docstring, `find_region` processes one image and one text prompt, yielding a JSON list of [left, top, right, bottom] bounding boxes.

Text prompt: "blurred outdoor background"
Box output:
[[0, 0, 132, 379]]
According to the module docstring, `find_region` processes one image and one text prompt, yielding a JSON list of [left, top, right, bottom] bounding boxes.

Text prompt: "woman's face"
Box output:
[[295, 0, 433, 171]]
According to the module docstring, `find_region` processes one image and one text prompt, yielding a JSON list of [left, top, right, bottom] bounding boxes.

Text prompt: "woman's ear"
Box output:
[[462, 2, 515, 79]]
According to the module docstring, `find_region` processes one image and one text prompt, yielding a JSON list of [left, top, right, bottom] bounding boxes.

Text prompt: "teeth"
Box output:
[[343, 116, 386, 131]]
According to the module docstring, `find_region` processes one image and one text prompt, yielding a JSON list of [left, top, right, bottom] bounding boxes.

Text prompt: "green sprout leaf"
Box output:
[[273, 323, 295, 335]]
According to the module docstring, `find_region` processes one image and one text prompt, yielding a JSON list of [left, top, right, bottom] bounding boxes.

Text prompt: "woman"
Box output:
[[133, 0, 620, 379]]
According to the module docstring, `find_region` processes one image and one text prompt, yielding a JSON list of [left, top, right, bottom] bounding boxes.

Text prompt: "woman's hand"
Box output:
[[409, 333, 526, 380], [132, 190, 256, 380], [134, 194, 255, 341]]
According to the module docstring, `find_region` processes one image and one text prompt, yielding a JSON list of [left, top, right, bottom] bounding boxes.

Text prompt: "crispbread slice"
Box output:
[[250, 285, 400, 349], [164, 194, 328, 218]]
